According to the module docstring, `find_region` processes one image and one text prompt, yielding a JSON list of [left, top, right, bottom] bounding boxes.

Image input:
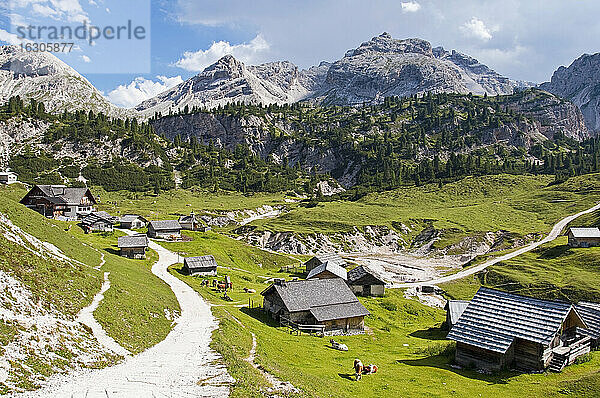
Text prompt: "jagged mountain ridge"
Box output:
[[136, 33, 526, 116], [0, 46, 132, 118], [540, 53, 600, 132]]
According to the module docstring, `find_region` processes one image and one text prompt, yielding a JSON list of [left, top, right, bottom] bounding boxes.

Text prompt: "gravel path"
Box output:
[[393, 202, 600, 288], [18, 235, 233, 398]]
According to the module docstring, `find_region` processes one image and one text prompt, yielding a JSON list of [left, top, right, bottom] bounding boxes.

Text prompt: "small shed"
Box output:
[[183, 255, 218, 276], [304, 253, 347, 274], [147, 220, 182, 239], [118, 234, 149, 259], [0, 171, 18, 184], [120, 214, 148, 229], [347, 265, 386, 296], [448, 288, 590, 372], [567, 227, 600, 248], [575, 302, 600, 348], [81, 211, 118, 233], [179, 212, 206, 231], [444, 300, 469, 329], [261, 278, 370, 336], [307, 262, 347, 280]]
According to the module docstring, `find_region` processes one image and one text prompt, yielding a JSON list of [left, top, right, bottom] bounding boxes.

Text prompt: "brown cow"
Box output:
[[353, 359, 363, 381]]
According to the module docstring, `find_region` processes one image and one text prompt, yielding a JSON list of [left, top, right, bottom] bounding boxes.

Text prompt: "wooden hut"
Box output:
[[147, 220, 182, 239], [444, 300, 469, 329], [304, 253, 347, 274], [183, 255, 218, 276], [306, 262, 347, 280], [81, 211, 118, 233], [120, 214, 148, 229], [567, 227, 600, 248], [347, 266, 386, 296], [118, 234, 149, 259], [448, 288, 590, 372], [261, 278, 369, 336]]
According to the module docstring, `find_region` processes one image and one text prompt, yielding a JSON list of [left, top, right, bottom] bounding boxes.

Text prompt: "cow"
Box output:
[[353, 359, 363, 381], [330, 339, 348, 351], [364, 364, 378, 375]]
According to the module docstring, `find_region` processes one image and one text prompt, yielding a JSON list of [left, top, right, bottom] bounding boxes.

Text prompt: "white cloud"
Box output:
[[105, 7, 110, 13], [401, 2, 421, 13], [460, 17, 493, 41], [173, 34, 270, 72], [81, 55, 91, 62], [106, 76, 184, 108], [0, 28, 26, 45], [9, 0, 89, 24]]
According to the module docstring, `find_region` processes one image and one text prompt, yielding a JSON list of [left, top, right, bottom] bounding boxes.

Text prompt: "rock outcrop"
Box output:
[[541, 53, 600, 133]]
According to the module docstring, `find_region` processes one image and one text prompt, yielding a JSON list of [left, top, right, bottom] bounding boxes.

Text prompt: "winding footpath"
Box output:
[[393, 202, 600, 288], [20, 234, 233, 398]]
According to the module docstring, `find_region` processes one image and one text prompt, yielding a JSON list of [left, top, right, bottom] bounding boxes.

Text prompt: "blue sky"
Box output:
[[1, 0, 599, 108]]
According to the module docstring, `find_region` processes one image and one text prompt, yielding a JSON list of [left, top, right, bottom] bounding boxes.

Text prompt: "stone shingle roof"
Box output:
[[36, 185, 94, 205], [118, 234, 149, 248], [347, 265, 386, 285], [82, 211, 118, 226], [447, 288, 585, 353], [120, 214, 147, 223], [261, 278, 369, 320]]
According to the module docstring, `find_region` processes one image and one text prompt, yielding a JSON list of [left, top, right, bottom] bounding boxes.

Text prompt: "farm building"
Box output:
[[179, 212, 207, 231], [81, 211, 119, 233], [20, 185, 96, 220], [118, 234, 149, 259], [448, 288, 591, 372], [147, 220, 182, 239], [0, 171, 17, 184], [261, 278, 370, 336], [567, 227, 600, 248], [575, 302, 600, 348], [183, 255, 218, 276], [120, 214, 148, 229], [444, 300, 469, 329], [304, 253, 347, 274], [306, 262, 347, 280], [347, 266, 386, 296]]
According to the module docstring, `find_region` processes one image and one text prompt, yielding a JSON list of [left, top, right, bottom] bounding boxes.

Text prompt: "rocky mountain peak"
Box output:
[[345, 33, 433, 58], [0, 45, 78, 77], [200, 54, 246, 80]]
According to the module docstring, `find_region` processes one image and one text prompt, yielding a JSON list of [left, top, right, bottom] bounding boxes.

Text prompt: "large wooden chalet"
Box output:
[[347, 265, 386, 297], [567, 227, 600, 248], [21, 185, 96, 220], [448, 288, 591, 372], [261, 278, 370, 336]]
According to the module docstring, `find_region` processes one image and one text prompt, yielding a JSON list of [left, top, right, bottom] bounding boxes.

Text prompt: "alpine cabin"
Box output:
[[306, 262, 348, 280], [183, 255, 218, 276], [120, 214, 148, 229], [567, 227, 600, 248], [20, 185, 96, 220], [448, 288, 591, 372], [118, 234, 149, 259], [304, 253, 347, 274], [347, 265, 386, 296], [147, 220, 182, 239], [261, 278, 370, 336], [81, 211, 119, 233]]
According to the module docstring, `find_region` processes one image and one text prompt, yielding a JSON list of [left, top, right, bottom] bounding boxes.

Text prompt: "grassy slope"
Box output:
[[93, 187, 291, 219], [161, 229, 600, 398], [0, 184, 179, 355], [252, 174, 600, 236]]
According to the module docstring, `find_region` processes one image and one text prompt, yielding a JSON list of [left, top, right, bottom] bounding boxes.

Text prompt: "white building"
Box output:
[[0, 172, 18, 185]]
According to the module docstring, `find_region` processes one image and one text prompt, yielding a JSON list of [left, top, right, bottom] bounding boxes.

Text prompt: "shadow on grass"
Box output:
[[537, 244, 573, 260], [398, 356, 517, 385], [409, 327, 447, 341], [338, 373, 356, 381], [240, 307, 280, 328], [105, 247, 120, 256]]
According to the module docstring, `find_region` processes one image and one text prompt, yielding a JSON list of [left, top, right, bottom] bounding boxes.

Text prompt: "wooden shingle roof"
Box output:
[[149, 220, 181, 230], [308, 253, 347, 268], [307, 262, 348, 280], [82, 211, 118, 226], [447, 288, 586, 353], [569, 227, 600, 238], [347, 265, 386, 285], [576, 302, 600, 340], [184, 255, 217, 270], [118, 234, 149, 248]]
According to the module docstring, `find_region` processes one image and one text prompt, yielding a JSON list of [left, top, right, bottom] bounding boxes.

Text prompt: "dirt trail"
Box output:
[[19, 233, 233, 398], [393, 202, 600, 288]]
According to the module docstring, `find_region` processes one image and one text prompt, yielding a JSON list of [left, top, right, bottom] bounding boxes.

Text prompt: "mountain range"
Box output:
[[0, 33, 600, 133]]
